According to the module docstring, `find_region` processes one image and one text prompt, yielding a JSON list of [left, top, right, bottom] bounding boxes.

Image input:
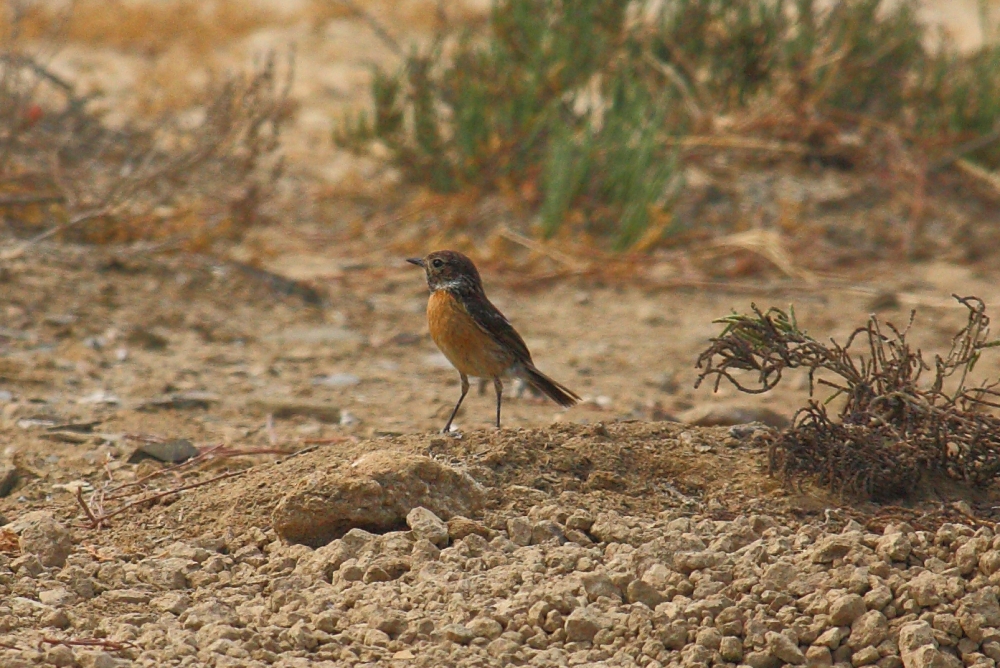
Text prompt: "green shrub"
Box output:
[[338, 0, 1000, 249]]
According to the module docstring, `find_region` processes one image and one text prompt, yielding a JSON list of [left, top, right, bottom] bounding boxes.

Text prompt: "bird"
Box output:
[[408, 250, 580, 432]]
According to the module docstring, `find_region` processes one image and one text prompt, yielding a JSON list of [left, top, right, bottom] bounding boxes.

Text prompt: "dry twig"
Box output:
[[696, 295, 1000, 499], [41, 637, 135, 652]]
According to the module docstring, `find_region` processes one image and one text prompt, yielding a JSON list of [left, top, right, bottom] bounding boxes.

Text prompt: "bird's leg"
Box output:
[[494, 377, 503, 429], [443, 373, 470, 433]]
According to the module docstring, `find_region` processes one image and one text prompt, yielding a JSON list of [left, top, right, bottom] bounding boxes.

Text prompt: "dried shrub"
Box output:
[[0, 48, 293, 247], [695, 296, 1000, 500]]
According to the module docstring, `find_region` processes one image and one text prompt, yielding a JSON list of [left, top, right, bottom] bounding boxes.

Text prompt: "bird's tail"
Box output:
[[520, 364, 580, 408]]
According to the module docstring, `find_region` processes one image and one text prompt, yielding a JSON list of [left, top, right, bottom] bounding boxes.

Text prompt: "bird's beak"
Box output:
[[406, 257, 425, 268]]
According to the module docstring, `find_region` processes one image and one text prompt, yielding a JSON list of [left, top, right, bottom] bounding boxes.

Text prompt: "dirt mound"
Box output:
[[76, 420, 1000, 561]]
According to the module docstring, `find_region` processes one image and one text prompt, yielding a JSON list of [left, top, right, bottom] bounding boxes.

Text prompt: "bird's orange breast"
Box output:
[[427, 289, 513, 378]]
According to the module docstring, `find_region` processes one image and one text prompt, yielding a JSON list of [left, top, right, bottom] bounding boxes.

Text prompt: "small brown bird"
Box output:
[[408, 250, 580, 432]]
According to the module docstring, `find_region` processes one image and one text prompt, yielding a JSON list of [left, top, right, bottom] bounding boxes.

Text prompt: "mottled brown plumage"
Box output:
[[408, 250, 579, 432]]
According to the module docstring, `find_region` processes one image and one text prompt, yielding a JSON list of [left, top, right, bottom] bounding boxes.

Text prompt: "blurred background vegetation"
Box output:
[[3, 0, 1000, 268], [336, 0, 1000, 250]]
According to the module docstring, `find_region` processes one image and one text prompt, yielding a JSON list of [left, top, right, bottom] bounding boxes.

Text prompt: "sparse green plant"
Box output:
[[338, 0, 1000, 249]]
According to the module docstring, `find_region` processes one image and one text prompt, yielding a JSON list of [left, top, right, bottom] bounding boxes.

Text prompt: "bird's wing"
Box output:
[[460, 291, 533, 364]]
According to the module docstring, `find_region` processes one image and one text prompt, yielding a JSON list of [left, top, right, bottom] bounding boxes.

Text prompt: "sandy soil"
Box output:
[[4, 2, 1000, 665]]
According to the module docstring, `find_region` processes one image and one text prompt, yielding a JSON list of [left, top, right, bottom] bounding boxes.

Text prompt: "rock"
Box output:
[[581, 572, 621, 601], [806, 645, 833, 668], [44, 644, 75, 667], [127, 438, 199, 464], [980, 551, 1000, 576], [442, 623, 475, 645], [761, 561, 798, 591], [364, 628, 390, 647], [682, 644, 715, 665], [137, 558, 192, 590], [566, 511, 595, 532], [406, 507, 449, 547], [659, 622, 689, 650], [905, 645, 963, 668], [898, 621, 937, 654], [854, 646, 883, 666], [850, 610, 889, 649], [447, 516, 491, 541], [746, 649, 783, 668], [507, 516, 532, 546], [877, 533, 913, 562], [565, 607, 611, 643], [813, 534, 857, 563], [39, 587, 76, 606], [866, 586, 894, 611], [910, 572, 945, 608], [982, 641, 1000, 663], [487, 637, 521, 658], [674, 550, 727, 573], [272, 450, 485, 547], [531, 520, 565, 545], [958, 588, 1000, 642], [767, 631, 806, 664], [716, 606, 745, 636], [468, 617, 502, 640], [956, 538, 989, 575], [696, 627, 723, 650], [152, 592, 191, 615], [589, 512, 630, 544], [14, 511, 73, 568], [626, 579, 665, 608], [830, 593, 867, 626], [679, 404, 789, 428], [720, 635, 744, 662], [815, 626, 848, 649]]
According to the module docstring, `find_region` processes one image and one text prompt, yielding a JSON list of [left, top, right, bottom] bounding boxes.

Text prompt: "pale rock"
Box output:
[[406, 507, 449, 547], [877, 534, 913, 562], [830, 594, 867, 626], [767, 630, 806, 664]]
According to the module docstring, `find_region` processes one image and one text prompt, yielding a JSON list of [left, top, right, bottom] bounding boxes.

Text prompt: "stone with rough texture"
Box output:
[[13, 511, 73, 568], [813, 534, 858, 562], [959, 588, 1000, 642], [850, 610, 889, 649], [877, 533, 913, 562], [626, 579, 665, 608], [406, 507, 449, 547], [898, 621, 937, 654], [767, 631, 806, 665], [904, 645, 964, 668], [830, 593, 868, 626], [720, 635, 744, 662], [910, 572, 946, 608], [807, 645, 833, 668], [581, 571, 621, 601], [272, 450, 485, 547], [565, 607, 611, 642]]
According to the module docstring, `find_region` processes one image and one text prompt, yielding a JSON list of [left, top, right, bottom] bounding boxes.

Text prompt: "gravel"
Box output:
[[6, 497, 1000, 668]]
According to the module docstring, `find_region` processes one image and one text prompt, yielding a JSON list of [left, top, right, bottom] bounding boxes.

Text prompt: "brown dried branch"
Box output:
[[696, 295, 1000, 499], [75, 486, 102, 529], [79, 469, 247, 529], [41, 637, 135, 652]]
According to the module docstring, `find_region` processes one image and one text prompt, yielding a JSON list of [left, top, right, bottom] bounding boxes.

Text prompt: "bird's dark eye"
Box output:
[[431, 259, 444, 268]]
